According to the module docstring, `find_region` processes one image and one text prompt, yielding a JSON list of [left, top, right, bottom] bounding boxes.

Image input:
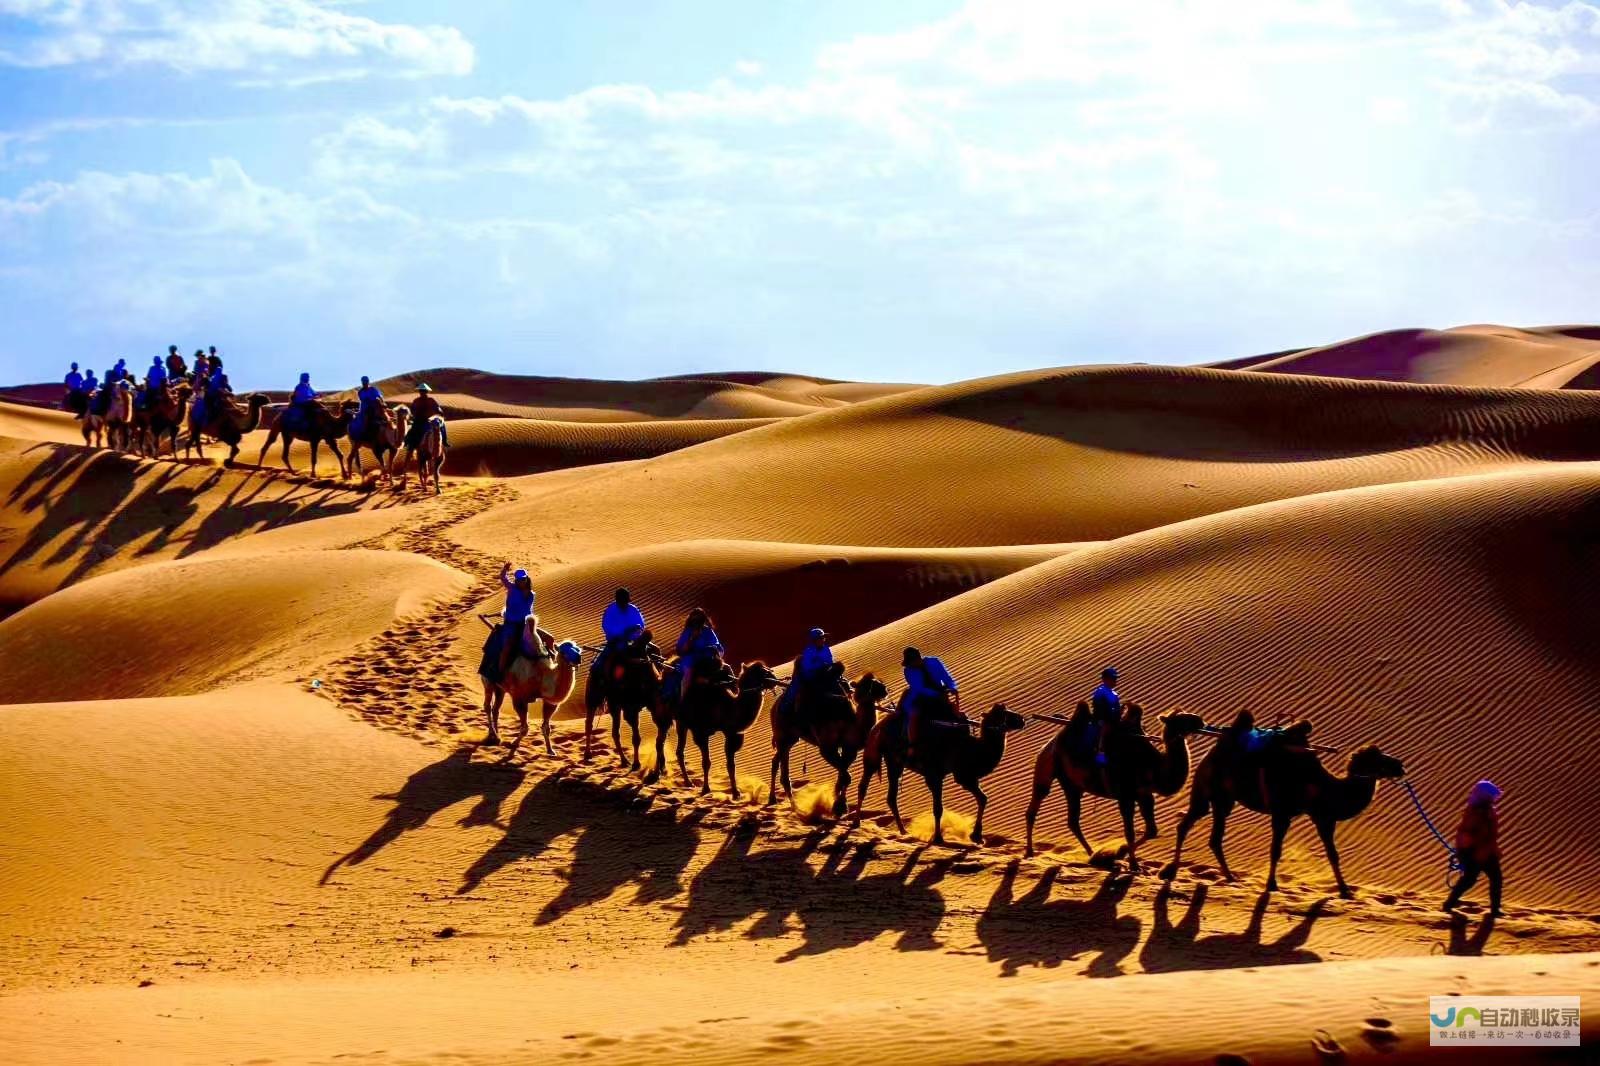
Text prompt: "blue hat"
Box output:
[[808, 627, 826, 640], [513, 568, 528, 581], [1102, 666, 1118, 680]]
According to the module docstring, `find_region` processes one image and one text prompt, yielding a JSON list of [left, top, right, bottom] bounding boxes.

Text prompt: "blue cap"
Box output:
[[808, 627, 826, 640], [1102, 666, 1118, 680], [513, 568, 528, 581]]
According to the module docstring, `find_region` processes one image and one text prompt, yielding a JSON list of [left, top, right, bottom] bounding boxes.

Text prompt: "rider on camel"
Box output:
[[591, 587, 647, 685], [674, 607, 723, 702], [902, 646, 959, 757], [1091, 666, 1122, 766], [494, 563, 547, 678], [776, 627, 836, 724], [401, 382, 449, 467]]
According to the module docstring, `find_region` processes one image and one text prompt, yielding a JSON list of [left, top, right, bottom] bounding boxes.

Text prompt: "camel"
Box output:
[[661, 659, 783, 799], [413, 415, 447, 495], [350, 404, 408, 483], [769, 670, 890, 819], [81, 390, 113, 449], [1159, 724, 1406, 898], [1023, 701, 1207, 866], [184, 393, 270, 465], [855, 701, 1027, 847], [479, 619, 582, 755], [256, 399, 355, 478], [136, 383, 191, 458], [584, 632, 665, 772], [105, 387, 136, 452]]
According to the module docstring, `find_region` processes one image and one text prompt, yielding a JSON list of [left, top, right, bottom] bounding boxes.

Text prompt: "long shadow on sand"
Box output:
[[0, 442, 380, 590], [1137, 883, 1324, 973], [673, 822, 949, 962], [321, 748, 525, 885], [975, 860, 1142, 978], [459, 773, 705, 922]]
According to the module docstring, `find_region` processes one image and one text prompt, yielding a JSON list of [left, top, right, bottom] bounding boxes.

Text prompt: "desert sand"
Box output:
[[3, 326, 1598, 1063]]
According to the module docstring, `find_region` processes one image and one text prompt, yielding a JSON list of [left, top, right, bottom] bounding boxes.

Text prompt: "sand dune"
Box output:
[[428, 415, 776, 476], [0, 436, 402, 616], [6, 328, 1600, 1065], [0, 548, 470, 701], [1230, 324, 1600, 388], [453, 363, 1600, 569], [823, 465, 1600, 910], [359, 366, 921, 422]]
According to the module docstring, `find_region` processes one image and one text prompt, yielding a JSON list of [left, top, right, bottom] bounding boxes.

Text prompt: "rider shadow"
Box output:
[[4, 443, 92, 510], [459, 772, 704, 919], [975, 860, 1142, 978], [1446, 911, 1496, 957], [672, 824, 948, 961], [320, 747, 525, 885], [0, 449, 138, 581], [1137, 883, 1325, 973], [178, 477, 368, 560]]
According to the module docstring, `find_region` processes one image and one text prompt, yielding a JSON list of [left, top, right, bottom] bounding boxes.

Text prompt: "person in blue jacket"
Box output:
[[674, 607, 723, 702]]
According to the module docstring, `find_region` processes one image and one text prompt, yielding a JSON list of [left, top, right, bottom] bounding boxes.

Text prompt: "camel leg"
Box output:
[[697, 735, 712, 795], [885, 759, 906, 833], [928, 773, 947, 846], [767, 742, 786, 806], [483, 682, 501, 744], [1266, 811, 1291, 893], [540, 700, 554, 755], [1209, 796, 1238, 883], [259, 426, 277, 467], [308, 437, 320, 478], [725, 733, 744, 800], [328, 439, 346, 479], [1139, 792, 1159, 838], [1120, 793, 1145, 870], [626, 711, 641, 771], [643, 708, 666, 785], [853, 747, 877, 823], [507, 698, 529, 754], [675, 721, 691, 784], [961, 776, 989, 846], [834, 756, 851, 818], [1024, 766, 1051, 858], [1064, 782, 1094, 857], [1314, 816, 1353, 899], [1160, 792, 1210, 881]]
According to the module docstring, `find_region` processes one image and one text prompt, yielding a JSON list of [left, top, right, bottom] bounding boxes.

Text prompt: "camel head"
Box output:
[[1158, 710, 1208, 737], [980, 703, 1027, 734], [1346, 744, 1405, 780], [246, 393, 270, 410], [853, 673, 889, 707], [738, 661, 781, 692]]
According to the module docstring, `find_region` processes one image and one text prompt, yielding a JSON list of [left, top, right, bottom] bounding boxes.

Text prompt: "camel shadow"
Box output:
[[975, 861, 1142, 978], [1446, 911, 1496, 957], [321, 748, 525, 885], [1137, 884, 1325, 973], [460, 773, 704, 920], [673, 824, 948, 961]]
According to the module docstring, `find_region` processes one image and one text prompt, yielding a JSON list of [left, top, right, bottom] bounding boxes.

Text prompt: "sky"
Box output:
[[1, 1, 1598, 390]]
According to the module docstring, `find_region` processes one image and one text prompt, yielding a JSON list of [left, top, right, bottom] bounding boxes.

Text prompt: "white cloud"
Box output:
[[0, 0, 474, 82]]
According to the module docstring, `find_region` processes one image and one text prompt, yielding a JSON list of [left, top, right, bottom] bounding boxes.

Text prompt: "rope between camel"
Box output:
[[1401, 779, 1462, 885]]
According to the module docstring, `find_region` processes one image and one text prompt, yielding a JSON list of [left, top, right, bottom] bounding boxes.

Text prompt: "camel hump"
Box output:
[[1283, 720, 1314, 745]]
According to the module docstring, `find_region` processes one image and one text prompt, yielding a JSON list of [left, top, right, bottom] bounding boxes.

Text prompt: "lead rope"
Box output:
[[1401, 779, 1462, 888]]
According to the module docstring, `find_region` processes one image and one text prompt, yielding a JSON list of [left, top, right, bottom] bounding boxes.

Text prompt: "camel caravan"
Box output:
[[479, 585, 1430, 900], [59, 355, 449, 491]]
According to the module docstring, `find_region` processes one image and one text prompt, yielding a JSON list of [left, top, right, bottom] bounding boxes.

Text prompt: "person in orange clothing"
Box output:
[[1443, 779, 1503, 917]]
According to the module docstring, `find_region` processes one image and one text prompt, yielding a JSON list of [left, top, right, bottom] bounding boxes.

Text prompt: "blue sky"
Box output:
[[2, 0, 1598, 389]]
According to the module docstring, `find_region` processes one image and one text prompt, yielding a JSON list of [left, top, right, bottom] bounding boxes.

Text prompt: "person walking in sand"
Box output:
[[1443, 779, 1504, 917]]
